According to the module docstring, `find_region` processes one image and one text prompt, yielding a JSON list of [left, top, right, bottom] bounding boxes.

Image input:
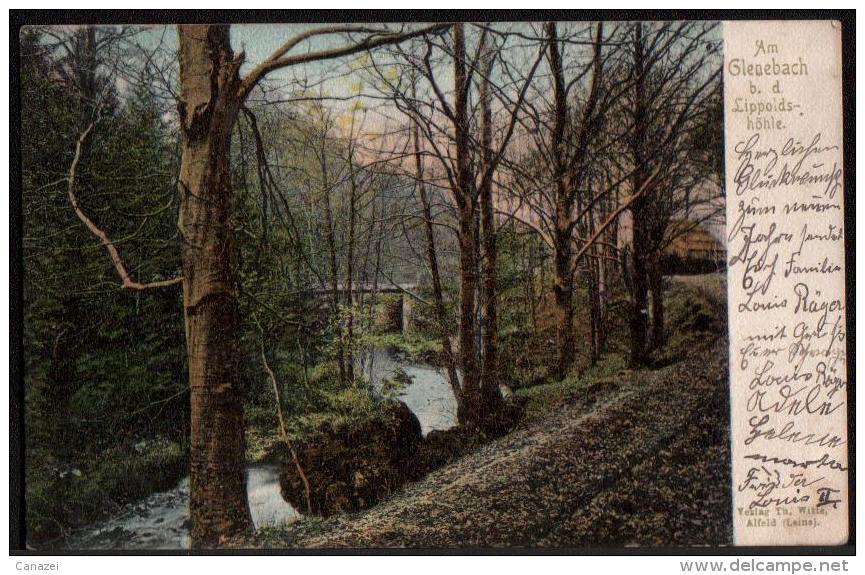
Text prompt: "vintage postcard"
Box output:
[[8, 12, 853, 555]]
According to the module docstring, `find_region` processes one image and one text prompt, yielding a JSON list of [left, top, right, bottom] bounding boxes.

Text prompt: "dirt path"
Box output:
[[248, 327, 731, 549]]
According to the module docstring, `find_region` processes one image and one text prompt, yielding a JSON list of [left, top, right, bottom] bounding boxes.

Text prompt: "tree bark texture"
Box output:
[[478, 33, 503, 415], [649, 254, 665, 350], [412, 113, 461, 403], [453, 24, 483, 427], [177, 24, 252, 548], [546, 22, 577, 380], [628, 22, 650, 368]]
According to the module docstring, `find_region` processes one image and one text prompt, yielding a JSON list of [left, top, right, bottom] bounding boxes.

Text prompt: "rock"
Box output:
[[279, 400, 423, 516], [418, 426, 477, 470]]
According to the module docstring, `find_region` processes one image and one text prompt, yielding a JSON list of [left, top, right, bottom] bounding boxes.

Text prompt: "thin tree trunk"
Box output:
[[629, 22, 650, 368], [552, 242, 575, 379], [586, 258, 601, 365], [457, 208, 480, 425], [451, 23, 484, 426], [525, 235, 539, 334], [319, 142, 346, 384], [357, 192, 375, 317], [256, 320, 312, 515], [411, 108, 461, 404], [535, 240, 545, 332], [177, 24, 252, 548], [649, 254, 665, 350], [598, 188, 613, 352], [630, 203, 650, 367], [585, 199, 602, 365], [547, 22, 577, 380], [368, 216, 384, 331], [478, 32, 501, 409], [345, 149, 358, 385]]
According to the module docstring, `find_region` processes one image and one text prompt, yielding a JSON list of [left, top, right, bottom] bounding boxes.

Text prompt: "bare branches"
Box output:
[[239, 23, 452, 100], [572, 165, 661, 266]]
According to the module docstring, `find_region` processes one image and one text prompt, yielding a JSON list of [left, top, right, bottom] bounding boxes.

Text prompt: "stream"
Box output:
[[49, 346, 458, 550], [355, 345, 459, 435]]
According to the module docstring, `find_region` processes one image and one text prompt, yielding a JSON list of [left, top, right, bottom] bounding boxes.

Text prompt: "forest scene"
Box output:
[[18, 20, 729, 550]]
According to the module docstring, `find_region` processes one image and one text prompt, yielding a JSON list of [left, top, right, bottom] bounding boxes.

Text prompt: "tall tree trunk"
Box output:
[[478, 33, 503, 414], [453, 23, 482, 426], [584, 256, 602, 365], [547, 22, 576, 380], [629, 197, 650, 367], [552, 235, 575, 379], [177, 24, 252, 548], [344, 150, 358, 385], [457, 207, 480, 425], [75, 26, 98, 130], [411, 110, 461, 405], [367, 215, 385, 331], [320, 143, 346, 384], [598, 189, 614, 352], [585, 199, 602, 365], [357, 189, 375, 318], [629, 22, 650, 368]]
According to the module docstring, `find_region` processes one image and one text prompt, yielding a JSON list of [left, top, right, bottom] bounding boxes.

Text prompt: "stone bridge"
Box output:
[[313, 282, 419, 334]]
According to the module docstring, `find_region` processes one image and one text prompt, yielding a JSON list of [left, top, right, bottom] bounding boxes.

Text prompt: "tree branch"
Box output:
[[254, 316, 312, 515], [239, 23, 452, 100], [66, 119, 182, 291], [572, 165, 662, 267]]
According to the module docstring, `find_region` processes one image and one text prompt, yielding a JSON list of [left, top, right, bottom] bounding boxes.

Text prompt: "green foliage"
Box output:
[[380, 368, 414, 399], [286, 386, 382, 442], [654, 275, 726, 363], [21, 29, 187, 543], [359, 332, 442, 364], [495, 223, 547, 333]]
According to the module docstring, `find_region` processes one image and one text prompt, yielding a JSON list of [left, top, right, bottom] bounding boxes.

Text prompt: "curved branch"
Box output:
[[572, 165, 662, 267], [67, 120, 182, 291], [254, 316, 313, 516], [239, 23, 452, 100]]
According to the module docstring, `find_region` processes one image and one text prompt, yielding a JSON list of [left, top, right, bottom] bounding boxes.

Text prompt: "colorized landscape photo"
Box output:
[[17, 20, 729, 550]]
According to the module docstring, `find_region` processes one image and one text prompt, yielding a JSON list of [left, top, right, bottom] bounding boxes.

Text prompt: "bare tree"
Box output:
[[366, 23, 544, 429], [409, 82, 462, 398], [622, 21, 721, 364], [501, 22, 649, 376]]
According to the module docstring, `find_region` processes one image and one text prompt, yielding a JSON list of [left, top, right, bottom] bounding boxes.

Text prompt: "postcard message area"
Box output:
[[724, 21, 847, 546]]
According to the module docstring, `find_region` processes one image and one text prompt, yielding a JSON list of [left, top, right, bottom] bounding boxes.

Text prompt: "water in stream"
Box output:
[[50, 346, 457, 550], [356, 345, 459, 435], [53, 465, 294, 550]]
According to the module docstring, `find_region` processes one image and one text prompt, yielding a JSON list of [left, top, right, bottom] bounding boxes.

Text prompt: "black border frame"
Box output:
[[8, 8, 856, 557]]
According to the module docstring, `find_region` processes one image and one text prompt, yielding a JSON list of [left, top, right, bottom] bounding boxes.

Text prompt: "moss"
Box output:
[[380, 367, 413, 399], [359, 333, 443, 364], [247, 362, 386, 462], [516, 352, 628, 424]]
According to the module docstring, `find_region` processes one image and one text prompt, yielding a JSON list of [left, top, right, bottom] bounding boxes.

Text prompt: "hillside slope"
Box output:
[[244, 278, 732, 549]]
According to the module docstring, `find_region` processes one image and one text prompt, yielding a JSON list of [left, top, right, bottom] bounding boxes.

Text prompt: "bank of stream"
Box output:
[[47, 345, 458, 550]]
